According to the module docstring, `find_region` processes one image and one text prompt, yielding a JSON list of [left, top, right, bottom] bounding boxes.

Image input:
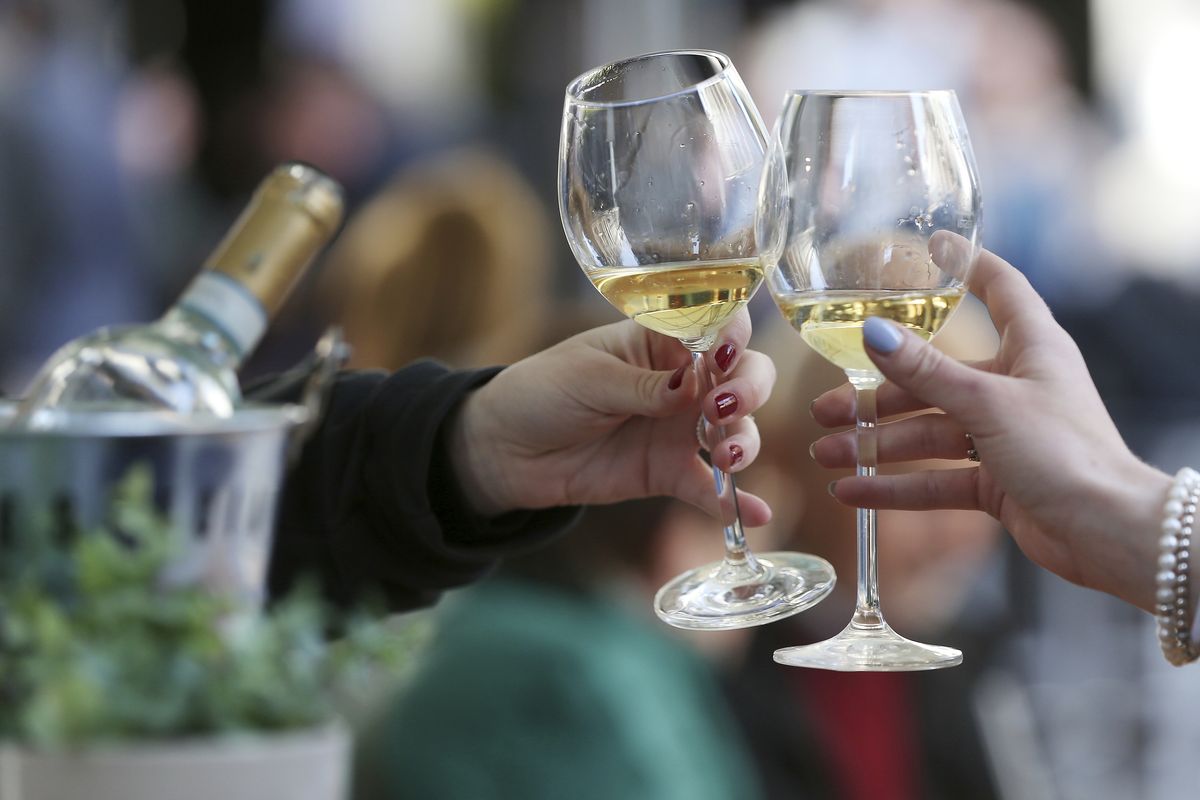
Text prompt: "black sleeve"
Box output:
[[265, 362, 580, 611]]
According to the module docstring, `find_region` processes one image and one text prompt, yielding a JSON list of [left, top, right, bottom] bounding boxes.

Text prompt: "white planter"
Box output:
[[0, 725, 348, 800]]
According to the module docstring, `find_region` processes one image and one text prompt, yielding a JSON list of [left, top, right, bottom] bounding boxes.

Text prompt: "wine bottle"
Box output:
[[16, 162, 344, 423]]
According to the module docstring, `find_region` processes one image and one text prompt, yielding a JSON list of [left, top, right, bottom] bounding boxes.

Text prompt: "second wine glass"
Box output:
[[758, 90, 982, 668], [558, 50, 835, 629]]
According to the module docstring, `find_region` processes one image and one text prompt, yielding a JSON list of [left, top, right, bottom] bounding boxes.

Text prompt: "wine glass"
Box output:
[[758, 90, 982, 668], [558, 50, 835, 629]]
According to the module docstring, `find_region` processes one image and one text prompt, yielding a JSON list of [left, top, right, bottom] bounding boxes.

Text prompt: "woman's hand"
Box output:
[[450, 310, 775, 526], [810, 249, 1169, 612]]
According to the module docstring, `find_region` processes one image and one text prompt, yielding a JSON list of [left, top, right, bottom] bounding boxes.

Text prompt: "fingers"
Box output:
[[704, 414, 762, 474], [733, 489, 772, 527], [811, 250, 1062, 428], [811, 380, 940, 428], [811, 359, 994, 427], [673, 455, 773, 526], [860, 317, 999, 422], [967, 249, 1058, 340], [576, 351, 697, 419], [829, 468, 983, 511], [572, 308, 766, 422], [812, 412, 971, 467], [928, 230, 975, 283], [702, 349, 775, 425], [704, 307, 752, 376]]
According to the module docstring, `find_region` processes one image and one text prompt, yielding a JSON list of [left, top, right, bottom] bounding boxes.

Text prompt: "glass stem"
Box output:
[[690, 349, 762, 577], [850, 376, 885, 629]]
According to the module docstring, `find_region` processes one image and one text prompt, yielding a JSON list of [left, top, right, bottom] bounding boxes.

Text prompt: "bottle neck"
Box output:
[[201, 163, 343, 323], [169, 271, 268, 364], [162, 163, 342, 373]]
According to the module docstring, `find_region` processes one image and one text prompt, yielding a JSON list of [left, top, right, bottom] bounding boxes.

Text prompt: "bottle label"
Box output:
[[177, 272, 268, 357]]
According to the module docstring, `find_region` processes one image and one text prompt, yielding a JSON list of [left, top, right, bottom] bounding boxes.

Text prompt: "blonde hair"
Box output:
[[322, 148, 553, 369]]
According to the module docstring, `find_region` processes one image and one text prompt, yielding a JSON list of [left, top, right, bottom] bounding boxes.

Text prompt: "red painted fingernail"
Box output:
[[729, 443, 744, 466], [667, 365, 687, 390], [715, 393, 738, 418], [714, 343, 736, 373]]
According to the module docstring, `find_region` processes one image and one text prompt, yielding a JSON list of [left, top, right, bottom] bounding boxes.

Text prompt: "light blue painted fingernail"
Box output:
[[863, 317, 903, 354]]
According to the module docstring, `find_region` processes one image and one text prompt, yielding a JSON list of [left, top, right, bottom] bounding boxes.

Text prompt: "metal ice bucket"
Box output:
[[0, 403, 306, 607]]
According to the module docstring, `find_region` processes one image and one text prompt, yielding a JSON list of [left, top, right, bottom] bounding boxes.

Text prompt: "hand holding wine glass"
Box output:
[[759, 90, 981, 669], [451, 311, 782, 522], [809, 248, 1172, 616], [559, 50, 835, 629]]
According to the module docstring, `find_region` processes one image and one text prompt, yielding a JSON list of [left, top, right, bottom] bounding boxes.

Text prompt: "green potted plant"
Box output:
[[0, 466, 421, 800]]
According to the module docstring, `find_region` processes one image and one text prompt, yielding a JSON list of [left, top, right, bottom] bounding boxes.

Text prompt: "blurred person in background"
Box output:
[[329, 194, 764, 797], [354, 496, 765, 800], [0, 1, 154, 390], [740, 0, 1117, 312], [171, 0, 431, 376], [15, 2, 1200, 797], [812, 252, 1200, 799], [0, 0, 494, 393], [728, 302, 1008, 800], [741, 4, 1200, 798], [266, 149, 776, 611], [319, 147, 553, 371]]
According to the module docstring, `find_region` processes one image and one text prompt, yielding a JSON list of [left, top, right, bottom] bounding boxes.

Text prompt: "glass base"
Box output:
[[773, 620, 962, 671], [653, 552, 835, 630]]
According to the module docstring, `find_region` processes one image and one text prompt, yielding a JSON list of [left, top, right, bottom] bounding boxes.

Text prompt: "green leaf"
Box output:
[[0, 464, 422, 746]]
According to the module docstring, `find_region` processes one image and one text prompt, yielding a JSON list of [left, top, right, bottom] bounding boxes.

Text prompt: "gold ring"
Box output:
[[966, 433, 980, 462]]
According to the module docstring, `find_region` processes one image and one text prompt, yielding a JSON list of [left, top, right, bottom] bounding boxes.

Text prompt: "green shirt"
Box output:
[[356, 579, 761, 800]]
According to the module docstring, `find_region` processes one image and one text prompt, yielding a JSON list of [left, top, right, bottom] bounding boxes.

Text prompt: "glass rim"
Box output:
[[564, 49, 734, 109], [782, 88, 959, 99]]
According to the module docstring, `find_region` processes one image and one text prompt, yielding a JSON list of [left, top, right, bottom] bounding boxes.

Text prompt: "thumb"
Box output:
[[583, 356, 696, 419], [861, 316, 990, 419]]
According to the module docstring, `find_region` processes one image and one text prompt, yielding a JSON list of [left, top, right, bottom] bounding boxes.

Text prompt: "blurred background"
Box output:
[[1, 0, 1198, 798]]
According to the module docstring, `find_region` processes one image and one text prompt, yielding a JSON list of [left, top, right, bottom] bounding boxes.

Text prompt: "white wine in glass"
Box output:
[[589, 259, 764, 342], [759, 90, 982, 669], [777, 288, 965, 373], [559, 50, 836, 629]]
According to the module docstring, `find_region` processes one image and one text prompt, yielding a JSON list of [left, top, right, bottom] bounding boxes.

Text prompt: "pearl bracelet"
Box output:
[[1156, 467, 1200, 666]]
